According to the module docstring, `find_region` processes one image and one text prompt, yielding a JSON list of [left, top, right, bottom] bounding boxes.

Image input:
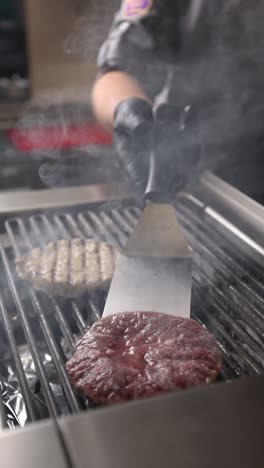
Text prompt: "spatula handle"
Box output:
[[145, 104, 181, 203], [145, 151, 166, 202]]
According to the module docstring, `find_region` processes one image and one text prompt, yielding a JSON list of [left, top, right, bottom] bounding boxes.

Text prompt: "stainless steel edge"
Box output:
[[59, 376, 264, 468], [0, 183, 134, 214], [0, 395, 6, 430], [0, 420, 69, 468], [196, 171, 264, 248]]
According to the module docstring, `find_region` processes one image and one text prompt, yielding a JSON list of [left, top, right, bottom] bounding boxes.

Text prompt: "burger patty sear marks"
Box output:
[[16, 238, 117, 297]]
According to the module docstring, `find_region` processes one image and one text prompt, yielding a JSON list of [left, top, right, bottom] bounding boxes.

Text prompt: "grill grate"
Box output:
[[0, 196, 264, 428], [175, 196, 264, 378]]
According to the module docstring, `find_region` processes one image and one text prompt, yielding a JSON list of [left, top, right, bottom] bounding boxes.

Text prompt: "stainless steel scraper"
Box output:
[[103, 201, 192, 318]]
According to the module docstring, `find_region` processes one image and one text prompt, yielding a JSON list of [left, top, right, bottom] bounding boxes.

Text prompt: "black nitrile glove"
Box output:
[[113, 97, 154, 193], [114, 98, 201, 199]]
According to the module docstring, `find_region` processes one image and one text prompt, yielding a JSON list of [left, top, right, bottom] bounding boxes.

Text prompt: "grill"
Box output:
[[0, 194, 264, 428]]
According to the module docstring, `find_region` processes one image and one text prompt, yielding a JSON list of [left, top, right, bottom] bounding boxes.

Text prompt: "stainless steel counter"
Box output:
[[0, 182, 134, 215], [0, 420, 68, 468], [1, 367, 264, 467], [198, 171, 264, 249], [59, 376, 264, 468]]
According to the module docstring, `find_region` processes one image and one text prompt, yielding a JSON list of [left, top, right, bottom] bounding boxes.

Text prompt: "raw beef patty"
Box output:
[[66, 311, 221, 405]]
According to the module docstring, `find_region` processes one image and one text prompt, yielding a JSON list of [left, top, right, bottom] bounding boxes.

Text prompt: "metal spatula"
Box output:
[[103, 0, 207, 319], [103, 150, 192, 319]]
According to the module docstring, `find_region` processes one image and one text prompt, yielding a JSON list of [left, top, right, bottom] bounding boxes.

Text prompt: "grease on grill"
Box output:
[[15, 238, 117, 298]]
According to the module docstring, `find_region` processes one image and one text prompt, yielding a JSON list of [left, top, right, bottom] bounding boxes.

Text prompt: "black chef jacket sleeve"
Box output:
[[98, 0, 153, 73], [97, 0, 182, 99]]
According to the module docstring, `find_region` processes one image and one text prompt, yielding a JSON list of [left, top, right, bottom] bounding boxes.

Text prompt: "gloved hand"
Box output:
[[113, 97, 154, 193], [114, 98, 201, 198]]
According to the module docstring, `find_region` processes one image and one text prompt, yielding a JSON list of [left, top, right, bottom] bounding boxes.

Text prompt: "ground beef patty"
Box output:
[[66, 312, 221, 405], [16, 238, 117, 298]]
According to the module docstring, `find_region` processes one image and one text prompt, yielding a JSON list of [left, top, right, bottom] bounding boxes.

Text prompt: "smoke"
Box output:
[[161, 0, 264, 181], [63, 0, 120, 61], [16, 0, 264, 197], [15, 1, 122, 188], [16, 91, 105, 188], [15, 1, 120, 186], [17, 92, 90, 156]]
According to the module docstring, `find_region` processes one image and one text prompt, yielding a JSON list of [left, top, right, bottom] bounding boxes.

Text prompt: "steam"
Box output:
[[185, 0, 205, 32], [16, 0, 264, 191], [16, 2, 123, 188], [171, 0, 264, 175], [16, 91, 100, 187], [17, 92, 90, 157], [63, 0, 120, 60]]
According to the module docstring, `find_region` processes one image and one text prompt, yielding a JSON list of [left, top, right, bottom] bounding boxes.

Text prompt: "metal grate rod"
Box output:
[[193, 286, 263, 375], [87, 211, 118, 245], [178, 211, 264, 338], [0, 385, 7, 429], [50, 298, 77, 350], [29, 291, 80, 413], [111, 209, 135, 237], [176, 202, 264, 295], [193, 258, 264, 345], [190, 299, 243, 378], [71, 302, 86, 333], [55, 214, 84, 239]]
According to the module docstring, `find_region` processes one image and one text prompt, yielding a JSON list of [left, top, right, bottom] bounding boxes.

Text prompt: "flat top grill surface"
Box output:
[[0, 195, 264, 428]]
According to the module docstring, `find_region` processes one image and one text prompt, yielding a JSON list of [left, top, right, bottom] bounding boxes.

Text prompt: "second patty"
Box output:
[[16, 238, 117, 298]]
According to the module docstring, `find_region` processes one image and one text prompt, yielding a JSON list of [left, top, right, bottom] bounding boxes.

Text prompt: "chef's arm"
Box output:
[[91, 71, 151, 131]]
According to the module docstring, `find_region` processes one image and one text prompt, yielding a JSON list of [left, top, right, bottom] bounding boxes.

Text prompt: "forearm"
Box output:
[[91, 71, 151, 130]]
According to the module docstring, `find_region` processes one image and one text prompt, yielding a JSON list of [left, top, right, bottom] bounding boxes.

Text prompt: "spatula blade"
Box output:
[[103, 254, 192, 317], [103, 203, 192, 318]]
